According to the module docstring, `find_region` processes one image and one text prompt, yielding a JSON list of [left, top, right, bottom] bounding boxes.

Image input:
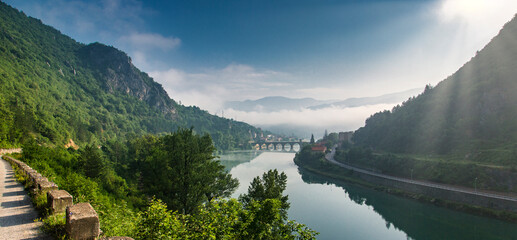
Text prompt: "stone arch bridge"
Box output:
[[252, 140, 304, 152]]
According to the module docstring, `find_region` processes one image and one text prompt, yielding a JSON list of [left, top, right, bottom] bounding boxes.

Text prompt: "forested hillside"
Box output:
[[0, 2, 257, 150], [353, 14, 517, 165]]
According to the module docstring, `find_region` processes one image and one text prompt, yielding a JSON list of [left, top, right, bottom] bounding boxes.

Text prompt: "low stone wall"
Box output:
[[0, 148, 22, 154], [348, 168, 517, 213], [2, 155, 134, 240]]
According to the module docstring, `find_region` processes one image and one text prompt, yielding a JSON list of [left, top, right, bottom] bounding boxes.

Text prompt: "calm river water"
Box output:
[[219, 151, 517, 240]]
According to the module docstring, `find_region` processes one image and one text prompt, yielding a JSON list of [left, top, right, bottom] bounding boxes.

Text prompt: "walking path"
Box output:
[[0, 156, 51, 240], [325, 147, 517, 203]]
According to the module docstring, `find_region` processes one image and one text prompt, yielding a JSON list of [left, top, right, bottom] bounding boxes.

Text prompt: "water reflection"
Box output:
[[218, 150, 262, 171], [221, 151, 517, 240], [297, 165, 517, 240]]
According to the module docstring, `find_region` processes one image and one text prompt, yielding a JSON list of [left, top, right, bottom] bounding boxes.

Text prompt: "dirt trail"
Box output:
[[0, 156, 51, 240]]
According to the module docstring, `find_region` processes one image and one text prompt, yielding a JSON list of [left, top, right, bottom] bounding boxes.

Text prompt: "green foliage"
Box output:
[[41, 213, 67, 240], [294, 145, 327, 168], [135, 198, 186, 240], [19, 139, 317, 239], [21, 141, 138, 237], [78, 145, 106, 179], [239, 169, 290, 218], [121, 128, 239, 214], [135, 197, 318, 240], [32, 192, 49, 215]]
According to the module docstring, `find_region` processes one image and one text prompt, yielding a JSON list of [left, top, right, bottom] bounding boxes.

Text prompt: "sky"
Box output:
[[5, 0, 517, 136]]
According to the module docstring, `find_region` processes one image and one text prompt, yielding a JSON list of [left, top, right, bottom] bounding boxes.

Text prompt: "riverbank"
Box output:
[[293, 148, 517, 223]]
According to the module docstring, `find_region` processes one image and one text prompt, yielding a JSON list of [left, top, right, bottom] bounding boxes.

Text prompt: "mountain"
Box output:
[[353, 14, 517, 163], [0, 2, 260, 150], [308, 88, 422, 110], [225, 88, 420, 113], [225, 96, 335, 112]]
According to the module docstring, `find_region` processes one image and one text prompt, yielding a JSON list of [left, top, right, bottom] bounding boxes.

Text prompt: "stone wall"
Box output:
[[0, 148, 22, 154]]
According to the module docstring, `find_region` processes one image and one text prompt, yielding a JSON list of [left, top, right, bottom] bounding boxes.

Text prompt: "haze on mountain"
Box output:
[[225, 88, 422, 113], [308, 88, 422, 110], [224, 96, 335, 112]]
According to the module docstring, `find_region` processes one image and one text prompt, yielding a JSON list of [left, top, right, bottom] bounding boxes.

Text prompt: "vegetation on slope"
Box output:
[[0, 1, 259, 150]]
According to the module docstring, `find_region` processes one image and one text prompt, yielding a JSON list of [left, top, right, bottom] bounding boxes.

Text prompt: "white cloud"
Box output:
[[119, 33, 181, 51], [149, 63, 293, 113], [224, 104, 397, 132]]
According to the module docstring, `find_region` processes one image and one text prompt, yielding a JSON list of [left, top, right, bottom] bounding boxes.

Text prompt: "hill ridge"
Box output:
[[0, 1, 260, 150]]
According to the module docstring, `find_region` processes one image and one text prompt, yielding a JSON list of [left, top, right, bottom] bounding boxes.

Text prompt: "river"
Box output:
[[219, 151, 517, 240]]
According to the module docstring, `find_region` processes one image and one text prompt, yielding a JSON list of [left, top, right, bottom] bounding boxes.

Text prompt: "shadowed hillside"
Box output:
[[353, 14, 517, 165]]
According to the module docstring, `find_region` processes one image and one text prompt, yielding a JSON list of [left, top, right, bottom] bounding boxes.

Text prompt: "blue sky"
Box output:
[[5, 0, 517, 133]]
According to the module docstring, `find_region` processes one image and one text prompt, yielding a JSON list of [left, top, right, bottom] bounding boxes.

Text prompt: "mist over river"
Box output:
[[219, 151, 517, 240]]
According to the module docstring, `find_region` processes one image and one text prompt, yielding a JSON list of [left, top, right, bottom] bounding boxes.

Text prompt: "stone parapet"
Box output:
[[66, 203, 100, 240], [0, 148, 22, 154], [38, 180, 58, 194], [47, 190, 73, 214]]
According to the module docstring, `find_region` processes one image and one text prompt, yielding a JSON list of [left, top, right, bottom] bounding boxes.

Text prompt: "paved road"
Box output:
[[325, 147, 517, 203], [0, 156, 52, 240]]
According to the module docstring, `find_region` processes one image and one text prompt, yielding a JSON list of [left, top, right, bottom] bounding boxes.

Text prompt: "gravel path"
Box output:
[[0, 156, 52, 240]]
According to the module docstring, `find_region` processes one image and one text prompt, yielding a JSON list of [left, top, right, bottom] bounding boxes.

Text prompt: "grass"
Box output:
[[40, 213, 67, 240]]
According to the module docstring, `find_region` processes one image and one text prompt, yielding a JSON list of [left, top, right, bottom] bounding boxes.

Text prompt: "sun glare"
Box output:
[[437, 0, 513, 23]]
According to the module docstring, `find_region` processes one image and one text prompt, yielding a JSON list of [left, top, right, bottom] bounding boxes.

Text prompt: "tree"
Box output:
[[79, 145, 106, 179], [138, 128, 238, 214], [310, 134, 315, 144], [239, 169, 289, 218], [323, 129, 328, 140]]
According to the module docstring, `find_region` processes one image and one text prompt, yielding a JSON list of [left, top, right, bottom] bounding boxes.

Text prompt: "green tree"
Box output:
[[310, 134, 315, 144], [239, 169, 289, 218], [79, 145, 106, 179], [139, 128, 238, 214]]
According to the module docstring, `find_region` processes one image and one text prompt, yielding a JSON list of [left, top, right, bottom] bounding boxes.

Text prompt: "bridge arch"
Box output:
[[283, 144, 291, 151], [292, 143, 300, 152], [252, 140, 303, 152], [275, 143, 283, 151]]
